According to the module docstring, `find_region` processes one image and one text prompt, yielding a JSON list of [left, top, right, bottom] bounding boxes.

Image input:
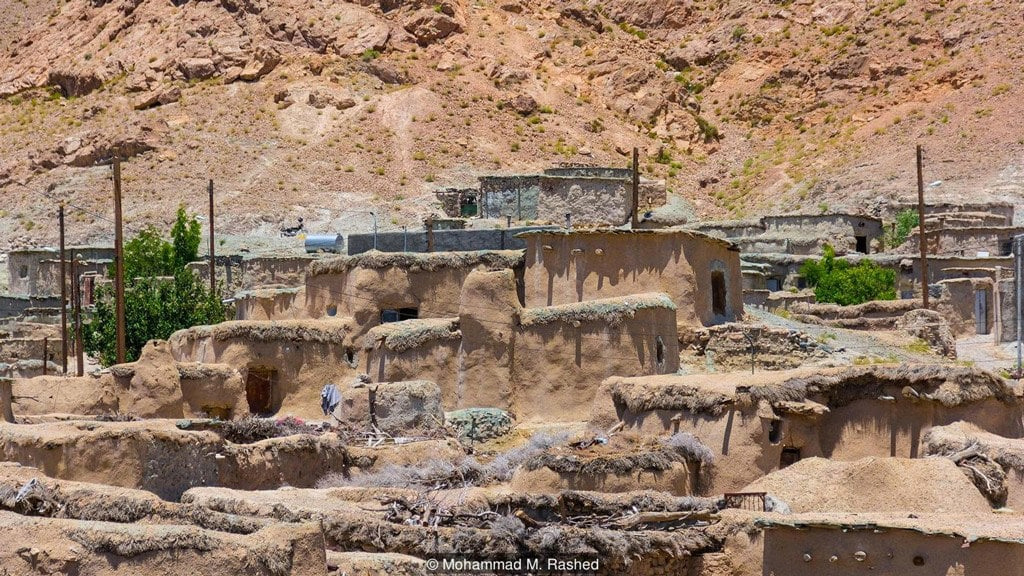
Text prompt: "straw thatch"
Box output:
[[611, 380, 734, 416], [764, 364, 1015, 408], [309, 250, 525, 276], [364, 318, 462, 352], [519, 293, 676, 328], [174, 319, 353, 345]]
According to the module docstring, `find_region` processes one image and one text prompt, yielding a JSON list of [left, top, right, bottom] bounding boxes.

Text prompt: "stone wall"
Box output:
[[537, 175, 631, 226], [8, 247, 111, 297], [479, 175, 540, 219], [346, 226, 557, 255]]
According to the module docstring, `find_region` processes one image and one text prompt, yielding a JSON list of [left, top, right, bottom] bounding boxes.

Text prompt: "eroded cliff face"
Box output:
[[1, 0, 1023, 252]]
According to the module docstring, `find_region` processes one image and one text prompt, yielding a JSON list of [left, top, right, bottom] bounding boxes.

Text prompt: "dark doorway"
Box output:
[[711, 271, 727, 316], [780, 446, 802, 469], [655, 336, 666, 369], [855, 235, 868, 254], [245, 366, 277, 415], [767, 420, 782, 444], [381, 308, 419, 323], [766, 278, 781, 292]]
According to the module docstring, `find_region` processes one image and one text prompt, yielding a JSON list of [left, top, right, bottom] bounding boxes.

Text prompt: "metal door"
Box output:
[[975, 289, 989, 335]]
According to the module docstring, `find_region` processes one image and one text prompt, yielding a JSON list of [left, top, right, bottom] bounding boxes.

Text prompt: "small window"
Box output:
[[711, 270, 727, 316], [326, 305, 338, 317], [381, 308, 418, 323], [18, 265, 28, 279], [780, 446, 801, 468], [344, 348, 357, 367], [766, 278, 781, 292], [855, 235, 868, 254]]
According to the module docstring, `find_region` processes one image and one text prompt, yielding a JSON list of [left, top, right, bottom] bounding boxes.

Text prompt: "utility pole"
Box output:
[[1015, 235, 1023, 377], [208, 179, 216, 295], [916, 145, 929, 310], [72, 255, 84, 376], [58, 204, 68, 374], [113, 157, 126, 364], [42, 337, 48, 376], [631, 147, 640, 229]]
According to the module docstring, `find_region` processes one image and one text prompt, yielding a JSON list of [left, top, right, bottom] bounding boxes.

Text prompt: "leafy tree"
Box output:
[[85, 206, 228, 365], [884, 209, 919, 249], [799, 245, 897, 306]]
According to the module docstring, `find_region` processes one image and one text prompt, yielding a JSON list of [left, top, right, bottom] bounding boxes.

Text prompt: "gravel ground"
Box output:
[[745, 307, 941, 366]]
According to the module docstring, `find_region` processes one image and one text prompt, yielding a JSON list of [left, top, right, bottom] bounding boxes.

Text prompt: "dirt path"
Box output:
[[745, 307, 939, 365]]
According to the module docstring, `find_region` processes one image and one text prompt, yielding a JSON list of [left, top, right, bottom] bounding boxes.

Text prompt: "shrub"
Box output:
[[885, 208, 919, 248], [799, 245, 897, 305]]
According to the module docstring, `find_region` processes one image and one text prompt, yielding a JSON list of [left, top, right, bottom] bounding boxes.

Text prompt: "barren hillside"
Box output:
[[1, 0, 1022, 250]]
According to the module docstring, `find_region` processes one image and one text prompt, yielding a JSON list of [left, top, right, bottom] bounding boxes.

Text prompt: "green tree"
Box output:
[[85, 206, 228, 366], [799, 245, 897, 306], [883, 209, 919, 249]]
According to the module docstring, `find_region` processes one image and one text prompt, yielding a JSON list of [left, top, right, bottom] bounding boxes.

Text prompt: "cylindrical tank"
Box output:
[[304, 234, 344, 254]]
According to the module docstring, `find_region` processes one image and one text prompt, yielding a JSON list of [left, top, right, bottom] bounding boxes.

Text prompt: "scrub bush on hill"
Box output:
[[85, 206, 228, 366], [800, 245, 896, 305]]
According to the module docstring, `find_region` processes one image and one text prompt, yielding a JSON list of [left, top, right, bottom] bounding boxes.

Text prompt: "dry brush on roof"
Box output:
[[756, 364, 1016, 408], [364, 318, 462, 352], [519, 293, 676, 328], [611, 380, 734, 416], [173, 320, 353, 344], [309, 250, 525, 275], [192, 486, 725, 569]]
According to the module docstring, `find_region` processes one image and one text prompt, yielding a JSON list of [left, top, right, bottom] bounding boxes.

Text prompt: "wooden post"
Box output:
[[0, 379, 13, 423], [58, 204, 68, 374], [208, 179, 216, 295], [426, 216, 435, 253], [113, 157, 126, 364], [72, 256, 84, 377], [631, 147, 640, 229], [916, 145, 929, 310], [42, 337, 48, 376]]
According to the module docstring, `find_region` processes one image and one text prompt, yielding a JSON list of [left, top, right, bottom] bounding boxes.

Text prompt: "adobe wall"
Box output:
[[596, 369, 1024, 494], [168, 319, 362, 419], [536, 175, 630, 226], [7, 249, 110, 297], [763, 214, 883, 247], [762, 524, 1024, 576], [904, 226, 1024, 257], [235, 288, 303, 321], [0, 420, 348, 500], [521, 230, 743, 327], [363, 320, 464, 407], [998, 278, 1016, 342], [189, 255, 315, 296], [303, 251, 524, 340], [934, 278, 994, 336], [887, 200, 1014, 224], [364, 272, 679, 420], [0, 513, 328, 576], [513, 302, 679, 422]]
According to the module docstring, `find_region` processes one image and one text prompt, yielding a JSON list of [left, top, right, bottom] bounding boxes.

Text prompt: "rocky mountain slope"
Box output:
[[0, 0, 1022, 250]]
